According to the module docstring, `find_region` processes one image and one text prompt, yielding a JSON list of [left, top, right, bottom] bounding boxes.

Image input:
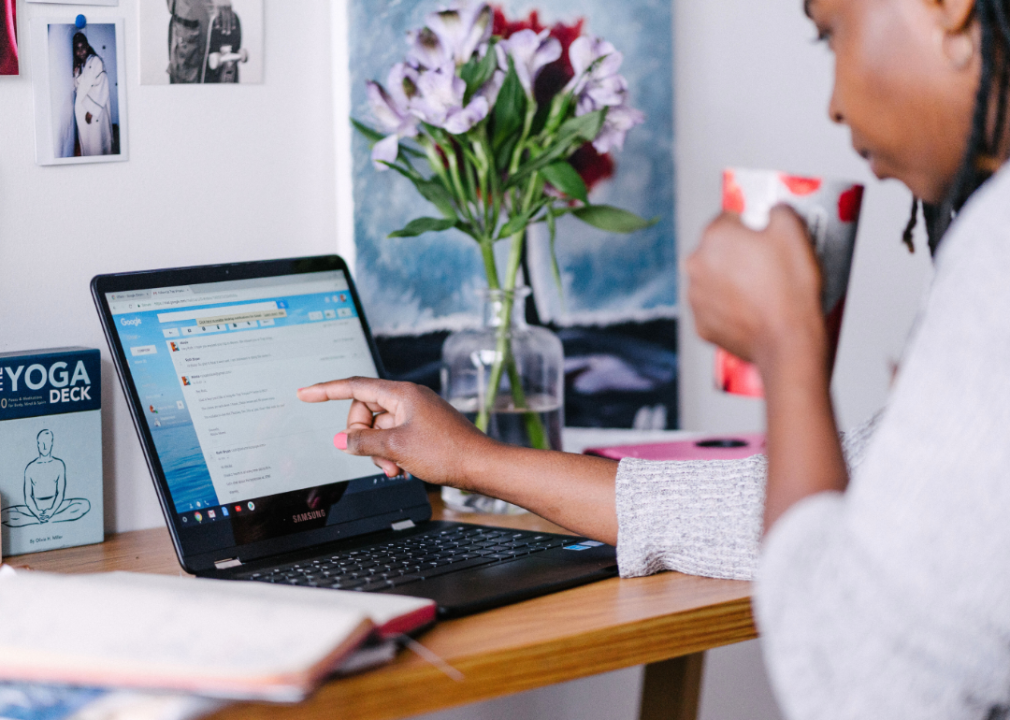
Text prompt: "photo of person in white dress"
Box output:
[[72, 32, 112, 156], [38, 21, 124, 163]]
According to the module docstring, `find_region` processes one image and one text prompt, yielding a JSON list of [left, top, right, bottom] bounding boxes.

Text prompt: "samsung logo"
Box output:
[[292, 510, 326, 524]]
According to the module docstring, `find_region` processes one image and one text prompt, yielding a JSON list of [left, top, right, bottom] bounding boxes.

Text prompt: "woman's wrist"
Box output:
[[754, 314, 829, 390]]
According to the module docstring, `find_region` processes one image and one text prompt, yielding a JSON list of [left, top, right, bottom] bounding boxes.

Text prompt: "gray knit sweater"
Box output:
[[616, 165, 1010, 719]]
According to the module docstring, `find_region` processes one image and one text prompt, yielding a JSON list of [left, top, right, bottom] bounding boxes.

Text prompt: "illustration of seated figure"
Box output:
[[1, 430, 90, 527]]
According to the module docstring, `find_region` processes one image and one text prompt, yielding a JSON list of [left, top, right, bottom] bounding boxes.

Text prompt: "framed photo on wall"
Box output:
[[30, 17, 128, 165], [139, 0, 264, 85]]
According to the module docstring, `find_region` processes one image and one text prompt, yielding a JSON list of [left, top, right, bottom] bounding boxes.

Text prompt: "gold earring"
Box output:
[[943, 31, 975, 70]]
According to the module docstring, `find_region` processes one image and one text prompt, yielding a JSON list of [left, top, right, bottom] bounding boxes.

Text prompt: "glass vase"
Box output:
[[440, 287, 564, 514]]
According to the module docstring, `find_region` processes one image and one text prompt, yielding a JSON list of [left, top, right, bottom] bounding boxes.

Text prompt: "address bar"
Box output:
[[157, 301, 279, 324]]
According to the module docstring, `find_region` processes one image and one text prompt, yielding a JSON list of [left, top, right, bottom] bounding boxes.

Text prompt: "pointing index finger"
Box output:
[[297, 377, 403, 413]]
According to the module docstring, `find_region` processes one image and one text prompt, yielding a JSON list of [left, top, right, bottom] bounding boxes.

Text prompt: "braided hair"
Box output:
[[72, 31, 98, 75], [905, 0, 1010, 256]]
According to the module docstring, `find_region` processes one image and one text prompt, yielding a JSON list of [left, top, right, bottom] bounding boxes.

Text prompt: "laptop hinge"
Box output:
[[391, 519, 415, 531], [214, 558, 243, 570]]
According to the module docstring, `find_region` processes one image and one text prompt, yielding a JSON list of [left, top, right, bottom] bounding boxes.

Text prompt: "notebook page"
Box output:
[[0, 571, 373, 699]]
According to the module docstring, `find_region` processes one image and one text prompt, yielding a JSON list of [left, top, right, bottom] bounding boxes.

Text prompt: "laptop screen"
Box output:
[[103, 267, 427, 564]]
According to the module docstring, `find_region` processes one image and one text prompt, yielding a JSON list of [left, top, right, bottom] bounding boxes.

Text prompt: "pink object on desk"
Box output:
[[584, 433, 766, 461]]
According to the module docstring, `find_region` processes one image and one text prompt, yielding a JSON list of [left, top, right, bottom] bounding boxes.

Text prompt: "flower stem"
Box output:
[[473, 214, 551, 450]]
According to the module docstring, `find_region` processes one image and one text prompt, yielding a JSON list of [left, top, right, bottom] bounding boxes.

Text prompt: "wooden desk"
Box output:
[[16, 494, 755, 720]]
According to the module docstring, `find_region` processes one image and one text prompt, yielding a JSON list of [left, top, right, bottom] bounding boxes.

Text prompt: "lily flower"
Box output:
[[409, 1, 492, 69], [500, 29, 561, 97], [409, 63, 491, 135], [406, 27, 450, 70], [562, 35, 645, 154], [592, 104, 645, 154], [565, 36, 624, 97], [366, 63, 420, 170]]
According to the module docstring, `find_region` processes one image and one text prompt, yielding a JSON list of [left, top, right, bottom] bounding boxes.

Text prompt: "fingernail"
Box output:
[[386, 468, 398, 477], [334, 432, 348, 450]]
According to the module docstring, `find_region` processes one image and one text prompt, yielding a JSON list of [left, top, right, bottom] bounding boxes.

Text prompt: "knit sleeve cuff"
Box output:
[[615, 456, 766, 580]]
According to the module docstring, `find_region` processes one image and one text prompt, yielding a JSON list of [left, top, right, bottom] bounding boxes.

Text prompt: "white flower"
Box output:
[[563, 36, 644, 154], [500, 29, 561, 97], [592, 104, 645, 154], [408, 1, 492, 69], [476, 68, 506, 108], [409, 63, 490, 135], [565, 36, 624, 97], [366, 63, 420, 170]]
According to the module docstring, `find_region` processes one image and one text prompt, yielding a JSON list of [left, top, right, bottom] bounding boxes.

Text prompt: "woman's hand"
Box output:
[[689, 206, 849, 530], [297, 377, 496, 487], [85, 112, 92, 125], [686, 206, 826, 370]]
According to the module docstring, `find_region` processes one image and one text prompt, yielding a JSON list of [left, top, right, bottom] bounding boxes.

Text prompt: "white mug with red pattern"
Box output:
[[715, 168, 865, 398]]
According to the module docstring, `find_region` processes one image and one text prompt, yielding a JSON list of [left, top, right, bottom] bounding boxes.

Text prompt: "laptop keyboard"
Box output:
[[239, 524, 570, 592]]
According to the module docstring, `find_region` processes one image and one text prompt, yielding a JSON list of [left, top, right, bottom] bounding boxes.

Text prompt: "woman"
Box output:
[[73, 32, 112, 156], [300, 0, 1010, 715]]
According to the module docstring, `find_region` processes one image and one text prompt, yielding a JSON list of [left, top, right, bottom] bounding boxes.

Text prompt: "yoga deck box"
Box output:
[[0, 347, 103, 555]]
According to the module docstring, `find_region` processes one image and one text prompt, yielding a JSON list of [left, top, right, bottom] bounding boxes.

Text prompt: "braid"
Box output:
[[919, 0, 1010, 256], [901, 197, 919, 253]]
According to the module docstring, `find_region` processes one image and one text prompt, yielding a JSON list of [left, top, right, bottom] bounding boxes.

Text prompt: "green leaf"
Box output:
[[546, 208, 565, 304], [351, 118, 385, 143], [461, 40, 500, 105], [542, 92, 574, 136], [495, 134, 518, 173], [556, 110, 606, 143], [417, 180, 458, 219], [492, 63, 525, 152], [506, 110, 606, 188], [498, 212, 533, 240], [572, 205, 659, 233], [540, 161, 588, 203], [388, 217, 458, 238]]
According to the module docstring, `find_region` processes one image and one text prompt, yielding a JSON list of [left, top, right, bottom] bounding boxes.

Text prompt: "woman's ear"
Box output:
[[933, 0, 976, 32], [931, 0, 979, 70]]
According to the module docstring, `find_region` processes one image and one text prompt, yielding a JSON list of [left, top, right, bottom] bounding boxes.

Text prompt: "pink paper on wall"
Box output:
[[0, 0, 17, 76]]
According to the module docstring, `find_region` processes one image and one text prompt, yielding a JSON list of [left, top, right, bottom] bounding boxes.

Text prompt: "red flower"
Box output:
[[569, 144, 615, 193], [493, 6, 614, 195]]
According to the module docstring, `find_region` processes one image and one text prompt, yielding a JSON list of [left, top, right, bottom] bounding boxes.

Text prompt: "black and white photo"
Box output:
[[140, 0, 263, 85]]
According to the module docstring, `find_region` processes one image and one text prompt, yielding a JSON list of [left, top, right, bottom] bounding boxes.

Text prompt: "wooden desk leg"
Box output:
[[638, 652, 705, 720]]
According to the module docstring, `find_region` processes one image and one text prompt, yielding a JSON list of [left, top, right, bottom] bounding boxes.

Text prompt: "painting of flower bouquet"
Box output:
[[349, 0, 678, 430]]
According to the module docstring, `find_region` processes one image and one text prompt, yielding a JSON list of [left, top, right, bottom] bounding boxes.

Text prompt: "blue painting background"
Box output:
[[348, 0, 676, 334]]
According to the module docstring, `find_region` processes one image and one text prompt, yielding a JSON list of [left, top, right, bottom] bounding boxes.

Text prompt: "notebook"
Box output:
[[584, 433, 766, 461], [0, 567, 433, 701], [91, 256, 617, 618]]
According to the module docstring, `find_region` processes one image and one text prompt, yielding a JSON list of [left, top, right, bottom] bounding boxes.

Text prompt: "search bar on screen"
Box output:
[[157, 301, 282, 324]]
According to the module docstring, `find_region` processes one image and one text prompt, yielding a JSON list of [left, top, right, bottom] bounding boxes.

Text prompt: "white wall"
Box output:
[[0, 0, 336, 533], [676, 0, 934, 436]]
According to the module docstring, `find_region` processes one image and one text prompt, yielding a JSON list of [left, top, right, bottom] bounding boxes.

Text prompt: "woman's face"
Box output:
[[809, 0, 981, 203], [74, 41, 88, 63]]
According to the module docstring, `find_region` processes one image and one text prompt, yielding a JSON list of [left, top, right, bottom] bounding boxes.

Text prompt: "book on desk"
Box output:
[[0, 566, 435, 702]]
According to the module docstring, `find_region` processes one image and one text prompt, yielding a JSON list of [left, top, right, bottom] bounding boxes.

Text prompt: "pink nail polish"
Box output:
[[334, 432, 348, 450]]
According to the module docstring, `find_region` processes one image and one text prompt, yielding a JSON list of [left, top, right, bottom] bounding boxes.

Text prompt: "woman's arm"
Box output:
[[686, 207, 848, 532], [298, 379, 620, 543]]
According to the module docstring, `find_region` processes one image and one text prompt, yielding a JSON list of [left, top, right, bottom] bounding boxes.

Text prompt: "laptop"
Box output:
[[91, 255, 617, 618]]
